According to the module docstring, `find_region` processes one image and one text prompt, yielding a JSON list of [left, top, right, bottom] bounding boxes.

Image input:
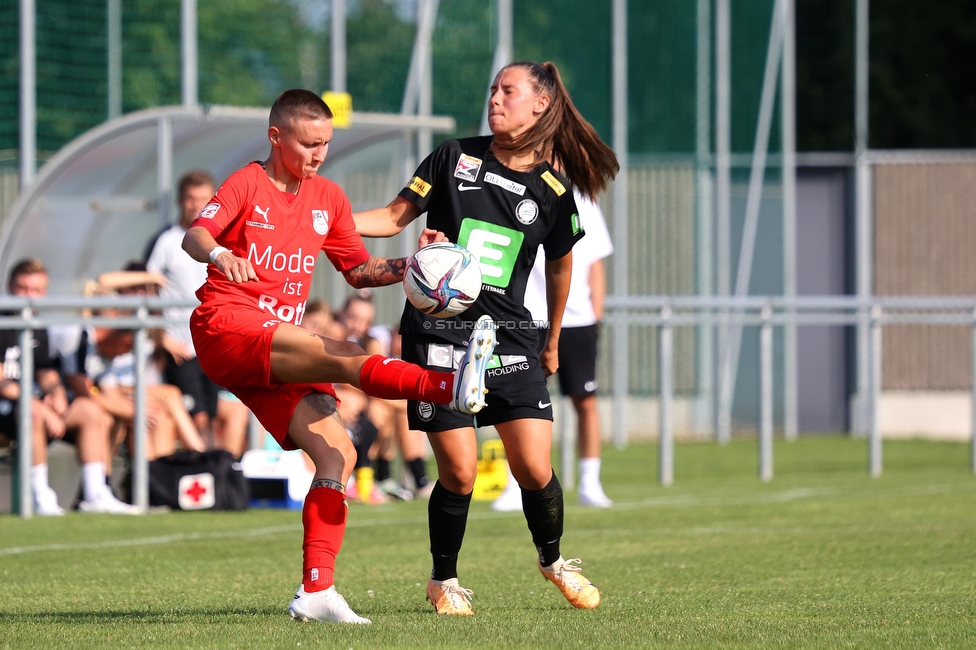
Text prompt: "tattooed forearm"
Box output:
[[303, 392, 338, 417], [312, 478, 345, 492], [343, 256, 406, 288]]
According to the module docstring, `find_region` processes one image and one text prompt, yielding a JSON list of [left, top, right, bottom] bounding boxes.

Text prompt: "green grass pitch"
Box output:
[[2, 436, 975, 648]]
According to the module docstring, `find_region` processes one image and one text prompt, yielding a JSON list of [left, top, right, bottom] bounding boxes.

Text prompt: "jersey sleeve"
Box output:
[[323, 187, 371, 272], [397, 141, 451, 212], [541, 185, 584, 260], [189, 166, 251, 240]]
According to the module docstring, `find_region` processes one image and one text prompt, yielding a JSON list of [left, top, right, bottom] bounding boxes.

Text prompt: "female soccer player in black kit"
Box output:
[[355, 61, 619, 615]]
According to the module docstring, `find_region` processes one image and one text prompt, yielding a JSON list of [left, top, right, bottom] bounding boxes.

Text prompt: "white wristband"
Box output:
[[208, 246, 230, 264]]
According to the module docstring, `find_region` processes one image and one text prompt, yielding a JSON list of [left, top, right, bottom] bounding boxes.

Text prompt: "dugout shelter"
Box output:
[[0, 104, 454, 297]]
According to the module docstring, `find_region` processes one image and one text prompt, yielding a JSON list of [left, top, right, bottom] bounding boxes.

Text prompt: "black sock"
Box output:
[[521, 471, 564, 567], [374, 458, 391, 482], [428, 481, 472, 581], [407, 457, 429, 488]]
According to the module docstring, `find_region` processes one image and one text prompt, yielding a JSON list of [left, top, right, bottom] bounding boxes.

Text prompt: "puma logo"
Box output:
[[253, 205, 270, 222]]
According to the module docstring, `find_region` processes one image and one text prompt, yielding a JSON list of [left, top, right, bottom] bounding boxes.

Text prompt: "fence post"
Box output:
[[971, 308, 976, 475], [132, 311, 149, 512], [612, 310, 628, 449], [559, 395, 575, 490], [868, 302, 882, 478], [659, 304, 674, 487], [16, 311, 35, 518], [759, 302, 773, 481]]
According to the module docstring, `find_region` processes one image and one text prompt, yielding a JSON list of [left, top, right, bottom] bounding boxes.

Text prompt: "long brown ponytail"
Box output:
[[491, 61, 619, 200]]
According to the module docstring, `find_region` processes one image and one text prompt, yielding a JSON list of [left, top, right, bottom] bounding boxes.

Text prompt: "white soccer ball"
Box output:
[[404, 242, 482, 318]]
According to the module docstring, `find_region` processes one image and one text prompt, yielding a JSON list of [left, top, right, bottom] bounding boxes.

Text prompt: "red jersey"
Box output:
[[190, 162, 369, 326]]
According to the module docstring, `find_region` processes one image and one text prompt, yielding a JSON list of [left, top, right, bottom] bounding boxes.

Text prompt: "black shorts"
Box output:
[[163, 354, 220, 419], [0, 398, 78, 445], [402, 335, 553, 432], [537, 324, 599, 397], [0, 398, 18, 438]]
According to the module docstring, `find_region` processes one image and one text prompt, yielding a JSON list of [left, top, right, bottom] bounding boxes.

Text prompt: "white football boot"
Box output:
[[33, 486, 65, 516], [289, 585, 371, 624], [78, 486, 140, 515], [450, 315, 497, 414]]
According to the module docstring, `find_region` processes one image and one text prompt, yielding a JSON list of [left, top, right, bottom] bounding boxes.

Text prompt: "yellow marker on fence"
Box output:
[[322, 91, 352, 129]]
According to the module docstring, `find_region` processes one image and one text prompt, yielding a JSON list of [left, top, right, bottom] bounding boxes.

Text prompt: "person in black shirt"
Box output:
[[356, 61, 619, 614]]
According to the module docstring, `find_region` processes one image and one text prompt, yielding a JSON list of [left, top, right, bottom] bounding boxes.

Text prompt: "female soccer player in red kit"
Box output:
[[182, 89, 497, 624]]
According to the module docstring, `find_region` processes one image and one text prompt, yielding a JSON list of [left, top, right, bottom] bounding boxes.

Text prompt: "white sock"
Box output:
[[30, 463, 51, 496], [83, 461, 108, 502], [578, 457, 602, 490]]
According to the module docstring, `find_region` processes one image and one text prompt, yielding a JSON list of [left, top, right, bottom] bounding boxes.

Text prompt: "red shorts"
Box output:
[[190, 301, 336, 451]]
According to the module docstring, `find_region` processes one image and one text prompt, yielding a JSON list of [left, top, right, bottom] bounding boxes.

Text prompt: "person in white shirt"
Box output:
[[144, 170, 250, 456], [493, 189, 615, 509]]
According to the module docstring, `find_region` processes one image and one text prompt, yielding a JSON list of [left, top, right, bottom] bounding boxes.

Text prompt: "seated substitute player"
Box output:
[[181, 88, 496, 625]]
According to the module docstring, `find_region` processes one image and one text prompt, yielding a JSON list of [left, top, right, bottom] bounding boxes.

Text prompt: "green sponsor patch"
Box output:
[[457, 218, 524, 288]]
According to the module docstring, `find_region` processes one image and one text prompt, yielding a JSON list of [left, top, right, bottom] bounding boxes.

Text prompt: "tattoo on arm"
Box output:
[[343, 256, 406, 288], [311, 478, 345, 492], [303, 392, 338, 418]]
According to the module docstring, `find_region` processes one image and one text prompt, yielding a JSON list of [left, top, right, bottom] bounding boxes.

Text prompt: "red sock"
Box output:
[[359, 355, 453, 404], [302, 486, 346, 593]]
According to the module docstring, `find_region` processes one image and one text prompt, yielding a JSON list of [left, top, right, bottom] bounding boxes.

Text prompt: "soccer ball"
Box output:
[[404, 242, 482, 318]]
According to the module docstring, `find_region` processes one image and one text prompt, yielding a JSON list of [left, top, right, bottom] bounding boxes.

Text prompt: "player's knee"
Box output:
[[441, 463, 478, 493]]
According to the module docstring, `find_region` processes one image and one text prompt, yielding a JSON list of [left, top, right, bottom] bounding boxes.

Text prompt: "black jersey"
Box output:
[[1, 327, 56, 385], [398, 136, 583, 354]]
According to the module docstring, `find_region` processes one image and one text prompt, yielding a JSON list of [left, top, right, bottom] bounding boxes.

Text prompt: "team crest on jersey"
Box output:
[[515, 199, 539, 225], [417, 401, 435, 422], [199, 202, 220, 219], [453, 154, 482, 182], [312, 210, 329, 235]]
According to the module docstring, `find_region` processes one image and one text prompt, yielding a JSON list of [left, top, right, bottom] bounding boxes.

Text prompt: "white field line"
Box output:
[[1, 482, 970, 557]]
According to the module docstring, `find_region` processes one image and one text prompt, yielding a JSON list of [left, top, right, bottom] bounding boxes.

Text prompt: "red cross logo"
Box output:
[[185, 480, 207, 503], [178, 472, 215, 510]]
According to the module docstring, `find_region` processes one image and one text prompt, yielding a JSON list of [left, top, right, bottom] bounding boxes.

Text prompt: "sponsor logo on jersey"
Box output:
[[584, 379, 597, 392], [245, 220, 275, 230], [540, 170, 566, 196], [515, 199, 539, 225], [453, 154, 483, 182], [248, 244, 316, 274], [199, 202, 220, 219], [311, 210, 329, 235], [571, 212, 583, 235], [457, 183, 481, 192], [417, 401, 435, 422], [253, 205, 270, 222], [257, 295, 307, 325], [427, 343, 455, 369], [407, 176, 432, 198], [486, 354, 531, 378], [484, 172, 526, 196], [457, 218, 524, 289]]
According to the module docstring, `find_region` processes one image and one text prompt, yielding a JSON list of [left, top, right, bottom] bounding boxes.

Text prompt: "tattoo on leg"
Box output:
[[312, 478, 345, 491], [303, 392, 337, 417]]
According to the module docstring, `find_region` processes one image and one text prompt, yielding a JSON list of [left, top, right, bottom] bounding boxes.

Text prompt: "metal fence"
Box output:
[[604, 294, 976, 485], [5, 293, 976, 518]]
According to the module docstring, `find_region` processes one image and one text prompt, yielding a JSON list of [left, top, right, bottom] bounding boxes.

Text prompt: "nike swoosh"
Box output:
[[457, 184, 481, 191], [538, 401, 551, 409]]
